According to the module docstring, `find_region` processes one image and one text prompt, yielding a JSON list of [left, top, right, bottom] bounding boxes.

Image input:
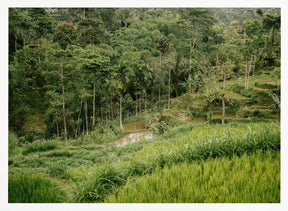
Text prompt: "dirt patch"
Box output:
[[22, 114, 45, 132]]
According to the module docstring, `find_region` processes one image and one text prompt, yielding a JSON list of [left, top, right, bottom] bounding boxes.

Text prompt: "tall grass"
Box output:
[[68, 122, 280, 202], [22, 140, 57, 155], [9, 174, 67, 203], [68, 163, 128, 202], [135, 122, 280, 168], [48, 161, 68, 179], [9, 122, 280, 203], [105, 150, 280, 203]]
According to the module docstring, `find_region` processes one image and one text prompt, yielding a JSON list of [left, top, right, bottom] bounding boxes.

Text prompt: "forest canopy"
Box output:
[[8, 8, 281, 141]]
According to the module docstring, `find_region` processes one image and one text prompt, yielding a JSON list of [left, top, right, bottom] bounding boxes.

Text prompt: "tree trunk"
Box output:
[[144, 89, 147, 112], [77, 102, 82, 137], [111, 96, 114, 120], [105, 101, 108, 124], [188, 74, 192, 93], [189, 39, 192, 93], [168, 67, 171, 109], [246, 56, 253, 89], [139, 97, 142, 114], [223, 70, 226, 89], [159, 52, 162, 101], [56, 123, 59, 139], [92, 81, 95, 130], [175, 77, 179, 98], [158, 85, 161, 102], [15, 37, 17, 52], [85, 97, 88, 135], [245, 63, 248, 89], [151, 84, 155, 103], [100, 92, 103, 123], [252, 54, 256, 76], [60, 59, 67, 142], [135, 92, 138, 117], [221, 95, 225, 125], [119, 91, 124, 130], [82, 111, 85, 136]]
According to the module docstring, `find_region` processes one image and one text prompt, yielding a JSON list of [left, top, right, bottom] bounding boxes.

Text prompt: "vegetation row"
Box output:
[[105, 150, 280, 203]]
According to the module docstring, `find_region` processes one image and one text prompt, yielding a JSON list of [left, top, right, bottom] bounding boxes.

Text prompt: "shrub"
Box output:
[[205, 112, 213, 124], [255, 90, 276, 105], [151, 121, 168, 134], [232, 83, 245, 93], [160, 114, 184, 127], [110, 123, 122, 136], [255, 82, 279, 89], [236, 108, 250, 118], [240, 87, 256, 98], [9, 131, 19, 155]]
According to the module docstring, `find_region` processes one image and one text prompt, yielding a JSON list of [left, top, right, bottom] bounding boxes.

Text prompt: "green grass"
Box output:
[[48, 160, 68, 179], [22, 140, 58, 155], [9, 174, 67, 203], [66, 122, 280, 202], [105, 150, 280, 203], [9, 131, 21, 155], [9, 122, 280, 203], [68, 163, 128, 202], [136, 122, 280, 165]]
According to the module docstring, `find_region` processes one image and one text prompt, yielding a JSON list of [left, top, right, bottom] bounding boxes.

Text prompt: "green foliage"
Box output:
[[266, 91, 280, 115], [69, 122, 279, 202], [9, 121, 280, 203], [45, 150, 73, 157], [205, 112, 213, 123], [236, 107, 250, 118], [9, 8, 281, 140], [48, 161, 68, 179], [255, 90, 276, 105], [106, 150, 280, 203], [9, 131, 20, 155], [53, 21, 77, 49], [231, 83, 256, 98], [151, 121, 168, 134], [160, 114, 184, 127], [255, 81, 279, 89], [9, 174, 67, 203], [22, 140, 58, 155], [8, 8, 282, 203], [69, 164, 128, 202]]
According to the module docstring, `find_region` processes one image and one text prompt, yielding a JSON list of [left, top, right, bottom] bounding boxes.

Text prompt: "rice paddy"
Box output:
[[8, 122, 280, 203]]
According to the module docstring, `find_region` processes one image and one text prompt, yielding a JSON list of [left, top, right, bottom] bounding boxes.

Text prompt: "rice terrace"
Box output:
[[8, 8, 281, 203]]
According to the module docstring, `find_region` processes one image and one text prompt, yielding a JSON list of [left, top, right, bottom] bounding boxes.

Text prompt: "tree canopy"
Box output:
[[8, 8, 281, 140]]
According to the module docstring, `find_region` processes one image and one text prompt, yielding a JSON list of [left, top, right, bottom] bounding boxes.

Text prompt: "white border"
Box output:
[[1, 1, 288, 211]]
